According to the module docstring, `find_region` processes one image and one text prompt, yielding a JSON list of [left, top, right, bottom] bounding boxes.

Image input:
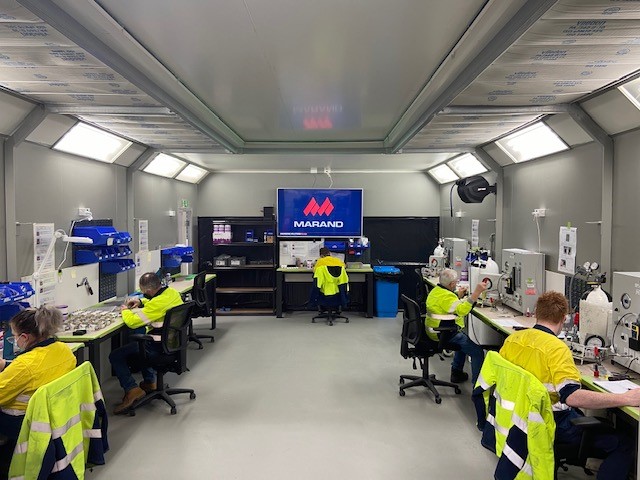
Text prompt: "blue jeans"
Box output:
[[448, 331, 485, 384], [109, 328, 160, 392]]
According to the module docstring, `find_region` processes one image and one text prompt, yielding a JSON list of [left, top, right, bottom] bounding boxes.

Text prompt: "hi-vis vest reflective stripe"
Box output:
[[9, 361, 109, 480], [425, 285, 473, 340], [472, 351, 556, 480]]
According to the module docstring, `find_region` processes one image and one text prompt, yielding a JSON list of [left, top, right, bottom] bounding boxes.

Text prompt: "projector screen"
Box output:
[[277, 188, 363, 238]]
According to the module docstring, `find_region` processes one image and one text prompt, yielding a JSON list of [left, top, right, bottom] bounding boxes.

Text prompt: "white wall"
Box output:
[[197, 172, 440, 217]]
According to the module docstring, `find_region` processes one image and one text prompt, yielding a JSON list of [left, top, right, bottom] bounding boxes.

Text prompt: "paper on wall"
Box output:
[[558, 226, 577, 274], [471, 219, 479, 248]]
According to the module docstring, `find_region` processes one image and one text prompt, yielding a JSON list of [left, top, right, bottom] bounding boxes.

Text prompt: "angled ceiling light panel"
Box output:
[[428, 164, 459, 184], [175, 164, 209, 183], [618, 77, 640, 111], [447, 153, 487, 177], [143, 153, 186, 178], [53, 122, 132, 163], [495, 122, 568, 163]]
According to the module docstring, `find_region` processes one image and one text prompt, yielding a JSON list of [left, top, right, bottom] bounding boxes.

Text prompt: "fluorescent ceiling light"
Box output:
[[53, 123, 131, 163], [495, 122, 568, 163], [143, 153, 186, 178], [618, 77, 640, 111], [176, 164, 209, 183], [447, 153, 487, 177], [428, 164, 459, 184]]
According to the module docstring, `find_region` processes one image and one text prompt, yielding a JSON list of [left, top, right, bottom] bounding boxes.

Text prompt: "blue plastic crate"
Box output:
[[100, 259, 135, 274]]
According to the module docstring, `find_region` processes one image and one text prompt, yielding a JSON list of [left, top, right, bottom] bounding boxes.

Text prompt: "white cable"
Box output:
[[327, 172, 333, 188], [534, 214, 541, 253]]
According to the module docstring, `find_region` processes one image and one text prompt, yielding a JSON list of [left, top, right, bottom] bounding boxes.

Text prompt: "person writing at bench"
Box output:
[[500, 291, 640, 480], [426, 268, 487, 384], [313, 247, 345, 271], [109, 272, 183, 414], [0, 306, 76, 479]]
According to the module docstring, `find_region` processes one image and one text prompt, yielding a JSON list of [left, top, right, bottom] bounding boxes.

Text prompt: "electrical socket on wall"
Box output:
[[532, 208, 547, 217], [324, 167, 331, 174], [78, 207, 92, 217]]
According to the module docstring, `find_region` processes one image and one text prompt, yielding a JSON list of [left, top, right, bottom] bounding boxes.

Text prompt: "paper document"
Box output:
[[492, 317, 523, 328], [593, 379, 640, 394]]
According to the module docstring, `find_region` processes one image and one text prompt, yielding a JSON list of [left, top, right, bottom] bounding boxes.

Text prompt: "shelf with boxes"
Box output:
[[72, 226, 135, 274], [198, 217, 276, 315]]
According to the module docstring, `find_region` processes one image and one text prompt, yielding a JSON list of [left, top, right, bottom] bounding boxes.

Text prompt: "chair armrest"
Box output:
[[569, 416, 605, 429], [129, 333, 155, 359]]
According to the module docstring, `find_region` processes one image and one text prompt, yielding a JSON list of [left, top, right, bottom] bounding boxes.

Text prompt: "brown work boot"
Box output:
[[139, 381, 157, 394], [113, 387, 146, 415]]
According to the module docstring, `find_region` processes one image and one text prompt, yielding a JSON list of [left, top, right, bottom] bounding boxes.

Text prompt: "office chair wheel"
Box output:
[[190, 392, 196, 400], [455, 387, 461, 394], [435, 397, 442, 405], [128, 409, 135, 417], [399, 389, 405, 397], [346, 319, 349, 323], [170, 407, 177, 415]]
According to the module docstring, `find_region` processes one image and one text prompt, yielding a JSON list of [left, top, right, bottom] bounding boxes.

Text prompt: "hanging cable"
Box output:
[[449, 183, 456, 218], [534, 214, 541, 253], [327, 172, 333, 188]]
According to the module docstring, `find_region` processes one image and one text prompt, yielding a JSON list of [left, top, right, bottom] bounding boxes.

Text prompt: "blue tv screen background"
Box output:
[[277, 189, 363, 237]]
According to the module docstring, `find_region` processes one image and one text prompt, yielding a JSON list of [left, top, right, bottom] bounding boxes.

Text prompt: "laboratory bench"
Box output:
[[276, 267, 374, 318]]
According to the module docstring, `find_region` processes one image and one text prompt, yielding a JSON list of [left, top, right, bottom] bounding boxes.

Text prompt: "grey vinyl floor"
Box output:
[[86, 313, 587, 480]]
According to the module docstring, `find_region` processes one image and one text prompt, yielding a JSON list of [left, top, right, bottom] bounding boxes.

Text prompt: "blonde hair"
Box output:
[[10, 305, 63, 339]]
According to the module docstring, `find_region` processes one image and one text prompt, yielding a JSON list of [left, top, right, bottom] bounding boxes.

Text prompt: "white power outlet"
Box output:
[[532, 208, 547, 217], [78, 207, 92, 217], [624, 347, 630, 356], [324, 166, 331, 174]]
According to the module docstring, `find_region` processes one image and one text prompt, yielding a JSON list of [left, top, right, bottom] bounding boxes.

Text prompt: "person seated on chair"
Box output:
[[0, 306, 76, 479], [109, 272, 183, 415], [425, 268, 487, 384], [313, 247, 345, 272], [500, 291, 640, 480]]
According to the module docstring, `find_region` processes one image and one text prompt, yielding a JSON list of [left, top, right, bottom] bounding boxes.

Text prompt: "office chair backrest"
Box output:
[[161, 301, 195, 356], [400, 294, 425, 359], [192, 271, 210, 313], [414, 268, 428, 313]]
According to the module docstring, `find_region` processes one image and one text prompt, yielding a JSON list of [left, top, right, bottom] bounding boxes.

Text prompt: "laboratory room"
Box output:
[[3, 0, 640, 479]]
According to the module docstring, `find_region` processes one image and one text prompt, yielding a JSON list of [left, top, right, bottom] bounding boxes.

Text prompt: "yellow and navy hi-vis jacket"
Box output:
[[121, 286, 183, 331], [472, 351, 556, 480], [9, 361, 109, 480], [0, 339, 76, 416], [425, 284, 474, 340], [313, 265, 349, 297], [313, 255, 345, 272]]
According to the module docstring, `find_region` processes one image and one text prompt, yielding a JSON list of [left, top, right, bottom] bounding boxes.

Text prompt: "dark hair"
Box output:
[[139, 272, 162, 290], [535, 291, 568, 325], [10, 305, 63, 339], [319, 247, 330, 257]]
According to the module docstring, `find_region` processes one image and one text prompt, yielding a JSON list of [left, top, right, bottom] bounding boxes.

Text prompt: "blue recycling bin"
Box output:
[[373, 266, 402, 317]]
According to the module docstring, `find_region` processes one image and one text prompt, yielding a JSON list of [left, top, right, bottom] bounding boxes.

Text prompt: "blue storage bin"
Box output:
[[0, 283, 35, 304], [373, 266, 401, 317], [100, 259, 135, 274], [161, 246, 194, 267]]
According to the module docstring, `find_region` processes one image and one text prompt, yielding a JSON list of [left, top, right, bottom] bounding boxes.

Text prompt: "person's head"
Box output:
[[319, 247, 330, 257], [439, 269, 458, 291], [139, 272, 162, 298], [9, 305, 63, 352], [535, 291, 568, 334]]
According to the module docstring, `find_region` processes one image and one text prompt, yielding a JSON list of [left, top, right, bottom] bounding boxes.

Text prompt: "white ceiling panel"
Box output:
[[0, 22, 73, 46], [543, 1, 640, 19], [544, 113, 593, 146], [0, 87, 34, 135], [25, 113, 75, 146], [581, 89, 640, 135], [95, 0, 487, 142]]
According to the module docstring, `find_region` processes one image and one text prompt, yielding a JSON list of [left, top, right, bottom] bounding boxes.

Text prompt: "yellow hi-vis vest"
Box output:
[[472, 351, 556, 480], [122, 286, 183, 330], [313, 265, 349, 296], [9, 361, 108, 480], [425, 285, 474, 340]]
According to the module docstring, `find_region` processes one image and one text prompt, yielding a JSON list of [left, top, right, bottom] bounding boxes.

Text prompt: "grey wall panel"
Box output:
[[196, 172, 441, 217], [439, 171, 497, 254], [14, 141, 127, 278], [133, 172, 197, 250], [0, 141, 6, 278], [502, 142, 602, 273], [612, 128, 640, 272]]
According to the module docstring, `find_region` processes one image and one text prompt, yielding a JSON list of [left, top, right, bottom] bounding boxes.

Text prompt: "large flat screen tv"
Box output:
[[277, 188, 363, 237]]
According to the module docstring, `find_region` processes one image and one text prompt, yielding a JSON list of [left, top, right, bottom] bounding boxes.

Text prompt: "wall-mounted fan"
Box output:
[[456, 175, 497, 203]]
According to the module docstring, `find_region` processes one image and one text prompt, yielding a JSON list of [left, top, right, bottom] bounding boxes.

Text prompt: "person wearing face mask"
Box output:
[[109, 272, 183, 414], [0, 306, 76, 479]]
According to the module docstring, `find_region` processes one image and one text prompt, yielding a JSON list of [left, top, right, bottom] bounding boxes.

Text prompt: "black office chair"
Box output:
[[188, 271, 215, 349], [399, 294, 461, 403], [128, 302, 197, 415], [414, 268, 429, 315], [312, 265, 349, 326]]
